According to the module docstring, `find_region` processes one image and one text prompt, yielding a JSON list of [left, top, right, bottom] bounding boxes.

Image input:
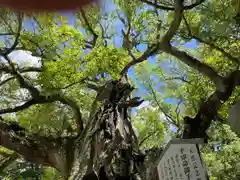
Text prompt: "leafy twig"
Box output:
[[120, 0, 184, 75], [4, 13, 23, 55], [139, 131, 157, 147], [79, 8, 98, 47]]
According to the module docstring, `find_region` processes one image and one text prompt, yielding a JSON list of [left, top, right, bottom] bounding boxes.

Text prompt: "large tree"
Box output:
[[0, 0, 239, 179]]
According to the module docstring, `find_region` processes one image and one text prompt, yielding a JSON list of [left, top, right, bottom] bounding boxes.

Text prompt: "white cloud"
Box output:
[[0, 50, 42, 80], [0, 50, 42, 103], [0, 51, 42, 121], [8, 50, 42, 68]]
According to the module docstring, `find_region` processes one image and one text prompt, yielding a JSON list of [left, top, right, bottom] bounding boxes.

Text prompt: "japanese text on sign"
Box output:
[[157, 140, 208, 180]]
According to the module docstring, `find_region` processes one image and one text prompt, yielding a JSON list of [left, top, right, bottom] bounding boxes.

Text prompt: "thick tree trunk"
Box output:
[[0, 79, 162, 180], [2, 74, 238, 179], [67, 80, 152, 180]]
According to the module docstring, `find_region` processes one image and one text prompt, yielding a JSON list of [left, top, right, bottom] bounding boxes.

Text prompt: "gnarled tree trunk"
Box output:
[[68, 80, 147, 180]]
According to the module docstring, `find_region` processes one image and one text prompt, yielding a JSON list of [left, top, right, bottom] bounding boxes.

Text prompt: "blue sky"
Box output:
[[59, 1, 198, 115], [17, 2, 198, 132], [0, 1, 202, 143], [18, 0, 199, 100]]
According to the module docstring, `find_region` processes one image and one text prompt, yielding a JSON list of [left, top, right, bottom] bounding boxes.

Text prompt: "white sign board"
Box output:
[[157, 139, 208, 180]]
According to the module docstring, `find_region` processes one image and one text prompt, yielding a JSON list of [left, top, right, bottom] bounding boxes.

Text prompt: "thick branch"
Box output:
[[0, 118, 77, 177], [193, 36, 240, 65], [0, 33, 14, 36], [182, 14, 240, 65], [0, 54, 41, 98], [183, 70, 240, 139], [0, 118, 60, 166], [0, 99, 36, 114], [141, 0, 206, 11], [0, 67, 42, 89], [120, 46, 157, 75], [162, 0, 184, 43], [0, 65, 43, 74], [161, 45, 225, 90], [0, 57, 83, 132], [14, 69, 41, 97], [19, 67, 43, 73], [0, 93, 84, 132], [120, 0, 184, 75]]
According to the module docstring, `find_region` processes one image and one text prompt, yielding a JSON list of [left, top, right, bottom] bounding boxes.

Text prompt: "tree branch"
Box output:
[[0, 66, 42, 88], [62, 77, 99, 91], [0, 94, 84, 133], [138, 131, 157, 147], [161, 0, 184, 43], [79, 8, 98, 47], [56, 95, 83, 132], [148, 79, 180, 127], [182, 70, 240, 139], [4, 13, 23, 55], [0, 117, 73, 177], [120, 0, 184, 75], [175, 99, 183, 127], [0, 65, 43, 74], [182, 14, 240, 65], [0, 33, 14, 36], [120, 46, 157, 75], [193, 36, 240, 65], [19, 67, 43, 73], [0, 119, 53, 164], [0, 99, 36, 114], [141, 0, 206, 11], [162, 76, 191, 84], [0, 56, 84, 132], [84, 40, 94, 49], [161, 45, 225, 90]]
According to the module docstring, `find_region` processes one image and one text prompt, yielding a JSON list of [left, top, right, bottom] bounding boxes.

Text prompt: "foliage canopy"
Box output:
[[0, 0, 239, 179]]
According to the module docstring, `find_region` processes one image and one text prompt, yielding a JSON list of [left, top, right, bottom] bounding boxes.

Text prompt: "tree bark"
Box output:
[[3, 76, 239, 180], [67, 80, 147, 180]]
